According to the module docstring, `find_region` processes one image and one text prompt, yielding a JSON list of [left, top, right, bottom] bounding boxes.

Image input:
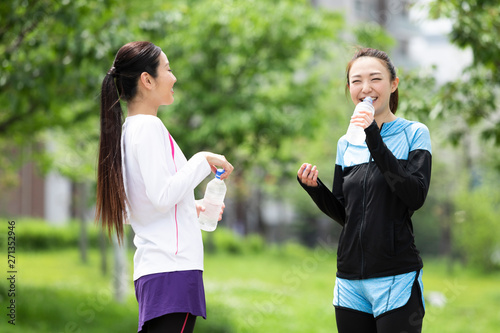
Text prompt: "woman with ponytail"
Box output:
[[298, 48, 431, 332], [95, 41, 234, 332]]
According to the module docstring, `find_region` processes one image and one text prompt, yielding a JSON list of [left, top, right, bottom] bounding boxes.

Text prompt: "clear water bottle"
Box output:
[[198, 169, 226, 232], [345, 96, 375, 145]]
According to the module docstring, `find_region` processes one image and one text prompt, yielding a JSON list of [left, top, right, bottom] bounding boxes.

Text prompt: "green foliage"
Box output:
[[275, 241, 312, 258], [37, 116, 101, 181], [244, 233, 267, 254], [452, 177, 500, 272], [0, 0, 128, 139], [208, 227, 245, 254], [204, 227, 267, 255], [1, 0, 347, 187], [412, 1, 500, 265], [428, 66, 497, 144], [427, 0, 500, 146], [0, 0, 138, 183], [0, 218, 101, 251], [148, 0, 343, 171], [5, 218, 268, 255], [428, 0, 500, 77], [353, 22, 396, 52], [397, 68, 438, 121]]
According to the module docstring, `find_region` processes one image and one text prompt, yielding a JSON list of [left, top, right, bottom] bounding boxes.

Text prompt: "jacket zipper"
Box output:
[[359, 155, 372, 278]]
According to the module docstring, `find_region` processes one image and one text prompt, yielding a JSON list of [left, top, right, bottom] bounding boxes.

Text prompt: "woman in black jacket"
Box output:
[[298, 48, 431, 333]]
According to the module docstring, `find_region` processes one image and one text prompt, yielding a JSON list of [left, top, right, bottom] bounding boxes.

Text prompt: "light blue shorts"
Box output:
[[333, 270, 425, 318]]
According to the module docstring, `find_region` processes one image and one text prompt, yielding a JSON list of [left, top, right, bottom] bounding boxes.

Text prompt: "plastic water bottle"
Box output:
[[345, 97, 375, 145], [198, 169, 226, 232]]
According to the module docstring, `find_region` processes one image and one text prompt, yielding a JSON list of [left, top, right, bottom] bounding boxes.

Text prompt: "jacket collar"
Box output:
[[380, 118, 413, 137]]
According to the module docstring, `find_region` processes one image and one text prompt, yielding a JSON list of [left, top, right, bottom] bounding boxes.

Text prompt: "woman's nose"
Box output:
[[362, 81, 372, 93]]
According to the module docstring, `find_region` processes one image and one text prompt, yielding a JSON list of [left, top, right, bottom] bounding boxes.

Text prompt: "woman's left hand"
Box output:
[[196, 200, 225, 221], [218, 202, 225, 221], [350, 110, 374, 129], [195, 200, 204, 218]]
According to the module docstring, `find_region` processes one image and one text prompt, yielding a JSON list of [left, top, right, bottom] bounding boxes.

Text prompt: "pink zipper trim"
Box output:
[[169, 133, 179, 255], [180, 313, 189, 332], [174, 204, 179, 255]]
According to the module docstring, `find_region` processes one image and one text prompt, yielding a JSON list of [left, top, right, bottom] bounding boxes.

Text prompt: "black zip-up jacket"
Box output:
[[300, 118, 432, 279]]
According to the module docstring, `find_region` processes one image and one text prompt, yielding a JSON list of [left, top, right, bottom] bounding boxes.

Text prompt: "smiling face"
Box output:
[[152, 52, 177, 106], [347, 56, 399, 116]]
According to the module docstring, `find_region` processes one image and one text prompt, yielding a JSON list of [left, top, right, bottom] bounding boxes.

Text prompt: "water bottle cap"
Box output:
[[215, 168, 225, 179], [364, 96, 373, 104]]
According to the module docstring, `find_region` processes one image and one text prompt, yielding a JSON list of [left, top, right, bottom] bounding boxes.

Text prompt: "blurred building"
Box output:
[[0, 157, 45, 219], [0, 144, 80, 225], [311, 0, 472, 80], [407, 0, 473, 83], [312, 0, 415, 67]]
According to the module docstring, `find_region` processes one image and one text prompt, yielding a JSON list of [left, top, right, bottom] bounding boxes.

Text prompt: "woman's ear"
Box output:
[[139, 72, 154, 90], [391, 77, 399, 93]]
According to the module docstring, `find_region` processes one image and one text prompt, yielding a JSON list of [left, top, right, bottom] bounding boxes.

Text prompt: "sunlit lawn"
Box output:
[[1, 247, 499, 332]]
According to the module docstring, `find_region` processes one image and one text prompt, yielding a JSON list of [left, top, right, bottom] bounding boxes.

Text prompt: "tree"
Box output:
[[0, 0, 131, 187], [453, 173, 500, 272], [427, 0, 500, 146], [0, 0, 145, 302], [423, 0, 500, 269], [140, 0, 344, 233], [0, 0, 126, 138]]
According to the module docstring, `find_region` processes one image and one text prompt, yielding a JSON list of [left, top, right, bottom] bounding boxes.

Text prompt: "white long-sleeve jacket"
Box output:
[[121, 115, 211, 280]]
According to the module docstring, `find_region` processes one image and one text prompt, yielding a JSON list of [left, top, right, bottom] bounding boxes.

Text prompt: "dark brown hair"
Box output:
[[95, 41, 162, 244], [345, 47, 399, 114]]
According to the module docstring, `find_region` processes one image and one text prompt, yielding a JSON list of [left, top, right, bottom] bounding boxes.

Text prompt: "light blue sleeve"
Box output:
[[335, 137, 347, 168], [408, 123, 432, 155]]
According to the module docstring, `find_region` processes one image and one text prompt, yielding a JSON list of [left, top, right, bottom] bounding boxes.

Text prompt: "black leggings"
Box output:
[[335, 276, 425, 333], [140, 312, 197, 333]]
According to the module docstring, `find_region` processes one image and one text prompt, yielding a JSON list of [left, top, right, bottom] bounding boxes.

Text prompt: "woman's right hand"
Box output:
[[200, 152, 234, 180], [298, 163, 319, 187]]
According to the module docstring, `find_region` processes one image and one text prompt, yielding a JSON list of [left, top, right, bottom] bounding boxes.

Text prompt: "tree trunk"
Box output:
[[233, 169, 249, 235], [439, 201, 452, 256], [99, 230, 108, 276], [113, 235, 128, 303], [72, 182, 88, 263]]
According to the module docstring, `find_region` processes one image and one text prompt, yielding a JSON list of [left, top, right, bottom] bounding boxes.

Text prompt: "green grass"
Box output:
[[419, 259, 500, 333], [0, 247, 499, 332], [0, 249, 138, 333], [204, 245, 338, 333]]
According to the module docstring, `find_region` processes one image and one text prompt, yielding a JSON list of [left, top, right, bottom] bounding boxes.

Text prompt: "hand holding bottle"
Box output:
[[350, 109, 374, 129], [198, 169, 227, 232], [200, 152, 234, 180], [346, 97, 375, 145], [196, 200, 225, 221]]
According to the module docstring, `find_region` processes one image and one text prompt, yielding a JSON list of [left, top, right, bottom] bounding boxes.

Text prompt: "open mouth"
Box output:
[[359, 97, 377, 103]]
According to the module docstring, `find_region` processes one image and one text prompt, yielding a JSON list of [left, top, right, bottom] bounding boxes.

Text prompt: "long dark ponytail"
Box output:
[[95, 41, 162, 244]]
